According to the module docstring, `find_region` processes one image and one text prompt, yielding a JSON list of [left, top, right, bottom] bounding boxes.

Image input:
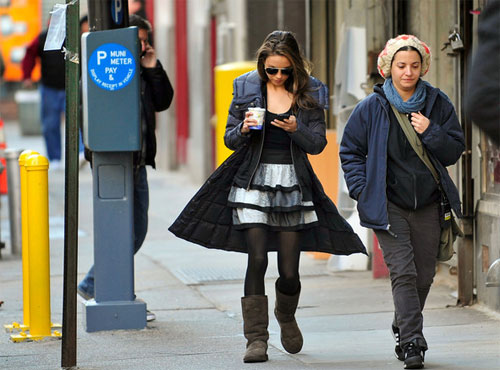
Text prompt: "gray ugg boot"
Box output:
[[241, 295, 269, 363], [274, 280, 303, 354]]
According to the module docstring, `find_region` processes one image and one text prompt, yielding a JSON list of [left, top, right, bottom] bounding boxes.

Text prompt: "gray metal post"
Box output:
[[5, 148, 22, 256], [83, 151, 145, 332], [81, 3, 144, 331]]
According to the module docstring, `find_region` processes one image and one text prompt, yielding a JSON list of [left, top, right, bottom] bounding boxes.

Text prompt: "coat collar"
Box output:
[[373, 82, 440, 117], [233, 70, 329, 110]]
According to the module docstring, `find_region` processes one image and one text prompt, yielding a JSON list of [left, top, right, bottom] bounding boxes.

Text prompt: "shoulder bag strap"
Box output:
[[390, 105, 440, 185]]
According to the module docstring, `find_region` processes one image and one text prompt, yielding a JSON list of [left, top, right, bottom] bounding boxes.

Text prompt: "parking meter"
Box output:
[[81, 26, 146, 332], [82, 27, 140, 151]]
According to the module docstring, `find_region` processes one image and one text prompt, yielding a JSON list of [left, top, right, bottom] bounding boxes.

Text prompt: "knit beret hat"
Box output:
[[377, 34, 431, 79]]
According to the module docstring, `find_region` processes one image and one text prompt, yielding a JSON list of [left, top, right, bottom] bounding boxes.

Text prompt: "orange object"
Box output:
[[0, 0, 41, 82], [372, 234, 389, 278], [308, 130, 340, 202], [0, 118, 7, 194], [307, 130, 340, 260]]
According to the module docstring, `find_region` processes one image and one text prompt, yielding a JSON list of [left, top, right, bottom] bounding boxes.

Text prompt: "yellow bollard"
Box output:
[[11, 154, 61, 342], [214, 61, 256, 167], [4, 150, 38, 334]]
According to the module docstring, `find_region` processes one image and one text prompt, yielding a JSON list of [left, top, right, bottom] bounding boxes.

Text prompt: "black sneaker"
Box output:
[[146, 310, 156, 322], [392, 325, 405, 361], [403, 342, 425, 369]]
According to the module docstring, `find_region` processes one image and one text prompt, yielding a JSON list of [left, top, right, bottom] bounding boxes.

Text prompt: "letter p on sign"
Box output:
[[97, 51, 107, 65]]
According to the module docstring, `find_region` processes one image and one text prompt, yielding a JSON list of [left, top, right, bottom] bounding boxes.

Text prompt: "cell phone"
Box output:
[[276, 113, 290, 120]]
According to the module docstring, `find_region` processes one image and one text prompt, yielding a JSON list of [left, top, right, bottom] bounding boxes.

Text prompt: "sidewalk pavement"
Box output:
[[0, 120, 499, 370]]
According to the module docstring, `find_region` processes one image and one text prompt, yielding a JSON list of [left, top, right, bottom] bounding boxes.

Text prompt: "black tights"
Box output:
[[244, 228, 301, 296]]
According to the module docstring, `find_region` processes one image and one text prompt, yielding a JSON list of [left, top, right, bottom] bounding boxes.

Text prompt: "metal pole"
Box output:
[[11, 154, 62, 342], [88, 0, 129, 31], [5, 148, 23, 256], [61, 0, 80, 367], [25, 154, 53, 340]]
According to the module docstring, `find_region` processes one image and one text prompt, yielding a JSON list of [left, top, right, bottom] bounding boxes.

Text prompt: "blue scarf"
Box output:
[[382, 78, 430, 113]]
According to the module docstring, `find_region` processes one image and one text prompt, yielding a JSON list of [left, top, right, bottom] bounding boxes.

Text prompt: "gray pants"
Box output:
[[374, 201, 441, 349]]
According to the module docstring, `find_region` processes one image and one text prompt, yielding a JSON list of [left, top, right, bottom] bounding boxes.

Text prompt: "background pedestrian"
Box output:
[[21, 16, 87, 169]]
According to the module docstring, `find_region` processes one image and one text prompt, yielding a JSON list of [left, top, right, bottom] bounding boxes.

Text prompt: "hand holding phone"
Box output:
[[276, 113, 290, 121], [272, 113, 297, 132]]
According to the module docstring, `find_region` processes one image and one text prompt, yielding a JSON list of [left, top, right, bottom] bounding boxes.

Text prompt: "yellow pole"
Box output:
[[214, 61, 256, 166], [10, 154, 61, 342], [19, 150, 38, 329], [25, 154, 52, 339]]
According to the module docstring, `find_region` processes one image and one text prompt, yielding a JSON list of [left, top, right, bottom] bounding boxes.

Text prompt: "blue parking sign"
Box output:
[[88, 43, 136, 91], [111, 0, 124, 25]]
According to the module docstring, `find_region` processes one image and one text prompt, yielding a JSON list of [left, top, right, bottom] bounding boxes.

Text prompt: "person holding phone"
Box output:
[[340, 35, 464, 369], [170, 30, 366, 363]]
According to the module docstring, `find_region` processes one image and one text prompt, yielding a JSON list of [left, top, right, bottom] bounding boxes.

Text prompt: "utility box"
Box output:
[[82, 27, 140, 152]]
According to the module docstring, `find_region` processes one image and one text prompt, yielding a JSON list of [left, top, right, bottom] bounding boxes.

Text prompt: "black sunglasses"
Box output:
[[265, 67, 293, 76]]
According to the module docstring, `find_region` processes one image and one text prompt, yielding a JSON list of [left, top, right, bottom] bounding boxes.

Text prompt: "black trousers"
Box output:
[[375, 201, 441, 349]]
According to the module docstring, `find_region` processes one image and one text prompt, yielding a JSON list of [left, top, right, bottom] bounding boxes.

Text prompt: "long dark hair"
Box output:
[[256, 30, 318, 110]]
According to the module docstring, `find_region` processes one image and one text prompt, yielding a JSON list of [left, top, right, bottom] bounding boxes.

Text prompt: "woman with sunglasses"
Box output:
[[169, 30, 366, 363]]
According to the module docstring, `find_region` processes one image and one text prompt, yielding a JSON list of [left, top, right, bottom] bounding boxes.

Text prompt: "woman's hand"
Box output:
[[271, 115, 298, 132], [241, 111, 258, 134], [410, 112, 430, 134]]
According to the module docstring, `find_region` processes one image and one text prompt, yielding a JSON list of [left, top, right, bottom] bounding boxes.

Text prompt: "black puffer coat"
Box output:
[[169, 71, 366, 255]]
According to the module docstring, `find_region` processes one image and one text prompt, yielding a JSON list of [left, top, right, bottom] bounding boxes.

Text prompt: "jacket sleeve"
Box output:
[[142, 60, 174, 112], [339, 102, 369, 200], [21, 35, 40, 80], [289, 107, 327, 155], [420, 93, 465, 167], [223, 82, 251, 150]]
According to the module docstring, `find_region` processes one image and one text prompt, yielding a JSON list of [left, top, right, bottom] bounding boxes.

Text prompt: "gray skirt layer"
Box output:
[[228, 163, 318, 230]]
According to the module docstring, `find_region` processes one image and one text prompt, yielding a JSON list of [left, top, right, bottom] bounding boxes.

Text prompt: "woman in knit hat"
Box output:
[[340, 35, 465, 369]]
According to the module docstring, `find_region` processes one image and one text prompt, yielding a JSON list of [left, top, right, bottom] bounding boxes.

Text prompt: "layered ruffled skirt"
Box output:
[[228, 163, 318, 231]]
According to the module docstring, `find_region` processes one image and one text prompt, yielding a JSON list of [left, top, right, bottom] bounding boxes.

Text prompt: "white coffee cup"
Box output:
[[247, 107, 265, 130]]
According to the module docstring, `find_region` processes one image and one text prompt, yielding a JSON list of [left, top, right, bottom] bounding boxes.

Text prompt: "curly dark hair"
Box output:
[[256, 30, 318, 110]]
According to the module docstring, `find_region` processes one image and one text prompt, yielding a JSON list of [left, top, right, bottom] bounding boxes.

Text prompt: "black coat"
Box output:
[[169, 71, 366, 256], [138, 60, 174, 168]]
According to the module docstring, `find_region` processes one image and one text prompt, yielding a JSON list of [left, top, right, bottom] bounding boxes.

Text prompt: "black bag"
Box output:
[[438, 191, 452, 229]]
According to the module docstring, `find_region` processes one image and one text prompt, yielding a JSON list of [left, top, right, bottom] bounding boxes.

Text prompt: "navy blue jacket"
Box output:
[[340, 83, 465, 230]]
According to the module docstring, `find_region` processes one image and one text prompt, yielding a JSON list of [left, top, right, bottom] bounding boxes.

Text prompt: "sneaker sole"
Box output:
[[404, 356, 424, 369]]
